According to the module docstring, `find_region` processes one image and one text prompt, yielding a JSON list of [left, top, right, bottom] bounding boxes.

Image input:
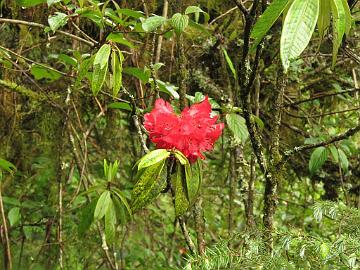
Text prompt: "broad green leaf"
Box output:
[[186, 160, 201, 205], [108, 102, 132, 111], [280, 0, 320, 71], [155, 80, 180, 99], [184, 6, 209, 23], [117, 8, 144, 19], [123, 67, 150, 83], [338, 148, 349, 172], [91, 64, 108, 96], [8, 207, 21, 227], [341, 0, 352, 36], [329, 145, 339, 162], [138, 149, 170, 170], [141, 15, 167, 32], [111, 49, 123, 96], [0, 158, 16, 173], [330, 0, 346, 67], [309, 146, 329, 175], [173, 165, 189, 217], [48, 12, 68, 32], [171, 13, 189, 34], [16, 0, 46, 7], [222, 48, 237, 79], [30, 64, 62, 81], [131, 160, 167, 212], [105, 199, 116, 243], [226, 113, 249, 143], [94, 191, 111, 220], [106, 33, 135, 48], [318, 0, 331, 41], [78, 200, 96, 236], [251, 0, 292, 50], [94, 44, 111, 69]]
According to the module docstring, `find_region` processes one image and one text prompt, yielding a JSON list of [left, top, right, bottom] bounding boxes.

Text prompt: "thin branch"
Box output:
[[0, 18, 95, 47], [209, 6, 238, 25], [233, 0, 249, 15], [278, 123, 360, 168], [285, 106, 360, 118]]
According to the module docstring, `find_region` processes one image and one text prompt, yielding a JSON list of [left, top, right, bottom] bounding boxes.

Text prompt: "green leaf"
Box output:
[[309, 146, 329, 175], [94, 44, 111, 69], [320, 242, 330, 259], [251, 0, 292, 50], [94, 191, 111, 220], [138, 149, 170, 170], [280, 0, 320, 71], [30, 64, 62, 81], [111, 49, 123, 96], [16, 0, 46, 7], [222, 48, 237, 79], [141, 15, 167, 32], [105, 199, 116, 243], [48, 12, 68, 32], [112, 195, 128, 225], [111, 188, 132, 217], [91, 64, 108, 96], [0, 158, 16, 173], [78, 200, 96, 236], [341, 0, 352, 36], [338, 148, 349, 172], [329, 145, 339, 162], [108, 102, 132, 111], [8, 207, 21, 227], [106, 33, 135, 48], [226, 113, 249, 143], [174, 150, 189, 166], [155, 80, 180, 99], [171, 13, 189, 34], [330, 0, 346, 67], [131, 160, 167, 212], [117, 8, 144, 19], [173, 165, 189, 217], [47, 0, 60, 6], [184, 6, 209, 23], [318, 0, 331, 41], [123, 67, 150, 82], [186, 160, 201, 205]]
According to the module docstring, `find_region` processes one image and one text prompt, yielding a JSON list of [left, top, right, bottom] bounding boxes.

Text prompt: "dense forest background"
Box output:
[[0, 0, 359, 269]]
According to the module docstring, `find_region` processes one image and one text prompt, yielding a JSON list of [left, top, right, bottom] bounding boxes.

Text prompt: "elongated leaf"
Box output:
[[16, 0, 46, 7], [174, 150, 189, 166], [222, 48, 237, 79], [173, 165, 189, 217], [111, 49, 123, 96], [108, 102, 132, 111], [8, 207, 21, 227], [111, 188, 132, 216], [155, 80, 180, 99], [318, 0, 331, 41], [186, 160, 201, 205], [137, 149, 170, 170], [341, 0, 352, 36], [91, 64, 108, 96], [94, 191, 111, 220], [329, 145, 339, 162], [309, 146, 329, 175], [94, 44, 111, 69], [78, 199, 97, 237], [226, 113, 249, 143], [0, 158, 16, 173], [113, 195, 128, 225], [106, 33, 135, 48], [105, 199, 116, 243], [330, 0, 346, 67], [251, 0, 292, 50], [171, 13, 189, 34], [280, 0, 320, 71], [131, 160, 167, 212], [338, 148, 349, 172], [141, 15, 166, 32]]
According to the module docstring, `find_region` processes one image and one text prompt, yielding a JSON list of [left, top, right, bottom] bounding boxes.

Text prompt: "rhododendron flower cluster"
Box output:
[[144, 96, 224, 163]]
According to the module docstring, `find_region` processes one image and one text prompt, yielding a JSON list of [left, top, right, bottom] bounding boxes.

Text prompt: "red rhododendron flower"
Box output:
[[144, 96, 224, 163]]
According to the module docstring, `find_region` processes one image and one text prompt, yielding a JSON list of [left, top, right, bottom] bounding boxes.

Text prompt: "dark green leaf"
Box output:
[[338, 148, 349, 172], [173, 165, 189, 217], [94, 191, 111, 220], [91, 64, 108, 96], [105, 199, 116, 243], [309, 146, 329, 175], [8, 207, 21, 227], [123, 67, 150, 82], [30, 64, 62, 81], [131, 160, 167, 212], [108, 102, 132, 111], [106, 33, 135, 48], [186, 160, 201, 205]]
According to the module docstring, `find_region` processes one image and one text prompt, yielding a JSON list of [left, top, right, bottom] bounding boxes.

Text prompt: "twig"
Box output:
[[209, 6, 238, 25], [0, 18, 95, 47], [0, 183, 12, 270], [285, 106, 360, 118]]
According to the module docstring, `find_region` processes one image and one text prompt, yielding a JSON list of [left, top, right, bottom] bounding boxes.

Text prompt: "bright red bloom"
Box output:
[[144, 96, 224, 163]]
